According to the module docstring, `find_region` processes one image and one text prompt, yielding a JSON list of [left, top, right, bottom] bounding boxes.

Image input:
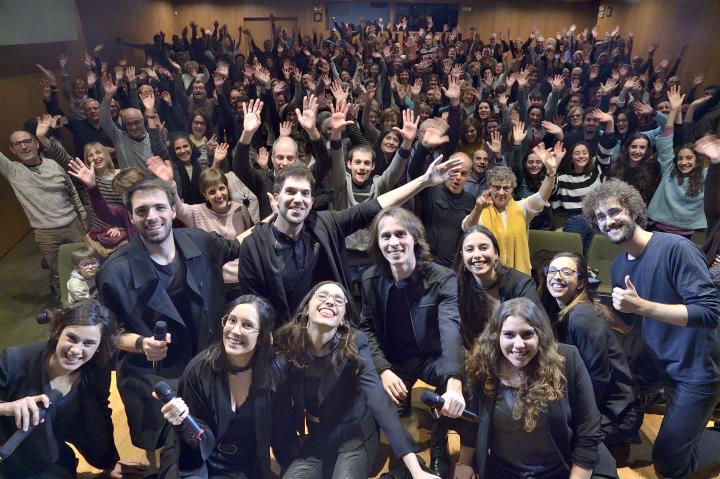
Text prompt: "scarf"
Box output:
[[480, 199, 531, 275]]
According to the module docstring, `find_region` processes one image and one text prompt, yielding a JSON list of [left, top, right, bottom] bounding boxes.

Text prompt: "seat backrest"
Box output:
[[528, 230, 583, 257], [586, 235, 621, 294], [58, 242, 86, 305]]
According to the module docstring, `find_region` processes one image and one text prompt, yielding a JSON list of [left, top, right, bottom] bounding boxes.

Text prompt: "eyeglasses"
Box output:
[[594, 207, 624, 225], [314, 290, 348, 306], [78, 260, 100, 269], [490, 184, 513, 192], [11, 138, 35, 148], [544, 266, 580, 278], [221, 315, 260, 333]]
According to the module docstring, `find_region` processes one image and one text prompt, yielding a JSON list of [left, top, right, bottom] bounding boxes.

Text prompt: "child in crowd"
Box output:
[[67, 246, 101, 303]]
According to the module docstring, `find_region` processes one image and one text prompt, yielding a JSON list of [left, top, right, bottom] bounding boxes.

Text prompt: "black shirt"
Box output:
[[271, 224, 320, 315], [418, 185, 475, 267], [207, 386, 257, 476], [385, 281, 423, 362]]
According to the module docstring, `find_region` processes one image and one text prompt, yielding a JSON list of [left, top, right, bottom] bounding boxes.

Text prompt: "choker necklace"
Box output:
[[228, 352, 256, 374]]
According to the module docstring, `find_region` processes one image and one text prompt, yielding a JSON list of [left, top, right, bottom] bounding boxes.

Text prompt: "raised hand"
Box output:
[[599, 78, 618, 96], [330, 79, 349, 103], [667, 84, 685, 111], [511, 121, 527, 146], [392, 108, 420, 146], [160, 91, 172, 105], [592, 108, 614, 124], [329, 99, 354, 133], [58, 54, 68, 70], [35, 114, 54, 138], [140, 89, 155, 112], [424, 155, 464, 186], [279, 121, 293, 137], [623, 76, 639, 90], [86, 70, 97, 88], [516, 68, 529, 87], [213, 142, 229, 164], [35, 64, 56, 82], [532, 142, 559, 175], [256, 147, 270, 169], [420, 119, 450, 148], [67, 157, 97, 189], [551, 141, 566, 171], [101, 73, 117, 97], [126, 65, 136, 84], [693, 74, 705, 86], [242, 99, 264, 135], [612, 275, 645, 314], [547, 74, 565, 92], [146, 155, 174, 182], [541, 120, 563, 137], [441, 72, 461, 102], [695, 135, 720, 164], [410, 78, 423, 97], [296, 94, 319, 133], [488, 130, 502, 154]]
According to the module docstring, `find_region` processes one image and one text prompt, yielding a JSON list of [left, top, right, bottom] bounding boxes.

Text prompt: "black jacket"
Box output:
[[238, 199, 383, 323], [554, 303, 636, 422], [97, 228, 241, 449], [359, 261, 465, 380], [287, 331, 415, 459], [462, 344, 606, 475], [0, 342, 119, 477], [176, 351, 296, 478]]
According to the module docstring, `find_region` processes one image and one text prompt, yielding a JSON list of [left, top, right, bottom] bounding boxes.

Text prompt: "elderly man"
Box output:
[[1, 127, 85, 296], [100, 75, 153, 170]]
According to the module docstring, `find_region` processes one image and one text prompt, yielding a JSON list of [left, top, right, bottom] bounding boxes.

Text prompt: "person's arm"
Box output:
[[532, 142, 560, 202], [360, 85, 381, 144], [327, 100, 354, 205], [696, 135, 720, 228], [99, 75, 121, 144]]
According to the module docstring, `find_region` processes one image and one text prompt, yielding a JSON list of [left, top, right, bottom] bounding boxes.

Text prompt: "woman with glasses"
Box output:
[[275, 281, 439, 479], [451, 297, 617, 479], [538, 252, 642, 446], [157, 295, 296, 479], [453, 225, 541, 350]]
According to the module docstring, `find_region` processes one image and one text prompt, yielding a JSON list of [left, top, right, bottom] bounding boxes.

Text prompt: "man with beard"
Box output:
[[582, 179, 720, 479], [237, 148, 463, 326], [96, 178, 241, 479], [463, 145, 505, 198]]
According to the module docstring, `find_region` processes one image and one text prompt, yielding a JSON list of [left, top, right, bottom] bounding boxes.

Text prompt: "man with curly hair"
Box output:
[[582, 179, 720, 478]]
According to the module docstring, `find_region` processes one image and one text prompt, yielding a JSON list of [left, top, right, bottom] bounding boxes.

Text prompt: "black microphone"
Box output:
[[153, 381, 204, 440], [420, 391, 478, 423], [0, 390, 62, 462], [152, 321, 167, 373]]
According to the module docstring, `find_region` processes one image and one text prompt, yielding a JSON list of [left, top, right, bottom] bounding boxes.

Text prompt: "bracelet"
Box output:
[[135, 336, 145, 352]]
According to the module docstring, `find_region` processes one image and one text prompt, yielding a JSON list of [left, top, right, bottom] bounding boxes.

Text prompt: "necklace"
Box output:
[[228, 352, 256, 374]]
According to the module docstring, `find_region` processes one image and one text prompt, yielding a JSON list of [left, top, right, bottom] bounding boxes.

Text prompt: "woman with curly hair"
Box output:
[[275, 281, 439, 479], [451, 297, 617, 479], [539, 252, 642, 447], [647, 85, 708, 238], [609, 132, 661, 206]]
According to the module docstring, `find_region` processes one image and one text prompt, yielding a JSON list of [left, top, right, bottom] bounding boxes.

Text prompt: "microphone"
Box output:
[[153, 381, 204, 440], [0, 390, 62, 462], [420, 391, 478, 423], [152, 321, 167, 373]]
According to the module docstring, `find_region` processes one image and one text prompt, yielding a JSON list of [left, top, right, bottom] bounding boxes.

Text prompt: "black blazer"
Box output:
[[463, 344, 606, 475], [287, 331, 415, 459], [238, 199, 383, 323], [176, 351, 296, 478], [359, 261, 465, 380], [96, 228, 241, 449], [0, 342, 119, 477]]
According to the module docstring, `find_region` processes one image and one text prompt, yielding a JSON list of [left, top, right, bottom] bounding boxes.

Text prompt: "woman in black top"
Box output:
[[539, 252, 642, 446], [451, 297, 617, 479], [275, 281, 439, 479], [453, 225, 541, 349], [158, 295, 295, 479], [0, 300, 145, 479]]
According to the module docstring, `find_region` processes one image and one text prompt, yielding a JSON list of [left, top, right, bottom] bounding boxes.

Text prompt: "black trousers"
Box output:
[[390, 356, 446, 417]]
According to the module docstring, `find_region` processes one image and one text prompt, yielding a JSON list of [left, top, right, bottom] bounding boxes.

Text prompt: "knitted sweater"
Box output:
[[647, 129, 707, 229], [0, 151, 85, 229]]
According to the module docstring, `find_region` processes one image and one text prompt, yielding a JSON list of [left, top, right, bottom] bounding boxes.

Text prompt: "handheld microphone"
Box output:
[[152, 321, 167, 373], [153, 381, 204, 440], [0, 390, 62, 463], [420, 391, 478, 423]]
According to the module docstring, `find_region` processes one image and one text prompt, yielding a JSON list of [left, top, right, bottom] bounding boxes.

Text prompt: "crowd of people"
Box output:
[[1, 11, 720, 479]]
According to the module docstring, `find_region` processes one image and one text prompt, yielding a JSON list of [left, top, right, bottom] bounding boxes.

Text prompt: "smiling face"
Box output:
[[203, 182, 230, 212], [594, 199, 636, 244], [529, 107, 542, 127], [616, 113, 629, 135], [273, 137, 298, 171], [546, 256, 582, 306], [525, 153, 543, 176], [131, 188, 176, 245], [499, 315, 539, 371], [489, 179, 514, 210], [347, 150, 375, 185], [192, 82, 206, 99], [122, 110, 146, 140], [223, 303, 260, 358], [676, 147, 696, 175], [462, 231, 499, 280], [307, 283, 347, 330], [9, 131, 40, 165], [571, 144, 590, 172], [477, 101, 491, 119], [472, 149, 490, 177], [275, 176, 313, 227], [53, 324, 102, 373], [191, 115, 207, 138], [85, 145, 111, 174], [627, 137, 649, 164], [84, 100, 101, 123], [173, 137, 193, 163], [380, 131, 400, 155], [378, 215, 416, 269], [464, 124, 478, 143]]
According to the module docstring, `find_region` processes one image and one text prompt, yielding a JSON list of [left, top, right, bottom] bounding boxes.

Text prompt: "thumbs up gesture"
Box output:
[[612, 275, 645, 314]]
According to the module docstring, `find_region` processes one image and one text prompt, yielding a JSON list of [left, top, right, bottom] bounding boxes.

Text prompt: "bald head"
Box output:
[[121, 108, 146, 140], [272, 136, 299, 171]]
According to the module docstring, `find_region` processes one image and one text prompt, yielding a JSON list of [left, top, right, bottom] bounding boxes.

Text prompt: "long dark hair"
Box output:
[[205, 295, 279, 390], [452, 225, 505, 349], [46, 299, 118, 368], [169, 133, 204, 204], [274, 281, 361, 375], [610, 133, 660, 204], [560, 141, 595, 176], [537, 252, 595, 324], [671, 144, 705, 198]]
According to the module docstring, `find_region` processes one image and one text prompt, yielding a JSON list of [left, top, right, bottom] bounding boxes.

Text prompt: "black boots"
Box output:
[[429, 420, 450, 478]]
